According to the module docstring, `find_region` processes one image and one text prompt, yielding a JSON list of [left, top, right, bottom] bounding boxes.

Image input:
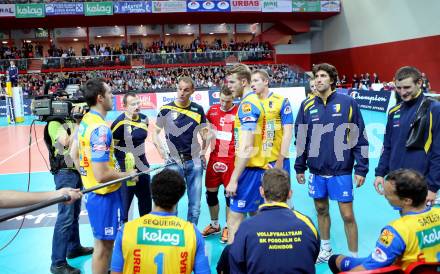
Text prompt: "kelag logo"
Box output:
[[137, 227, 185, 246], [16, 4, 45, 18], [212, 91, 220, 99]]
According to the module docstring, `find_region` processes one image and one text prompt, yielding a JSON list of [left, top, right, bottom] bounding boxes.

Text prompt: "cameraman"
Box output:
[[43, 91, 93, 274]]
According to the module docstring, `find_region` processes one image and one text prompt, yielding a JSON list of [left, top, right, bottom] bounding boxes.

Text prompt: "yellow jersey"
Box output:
[[77, 110, 120, 194], [234, 92, 268, 168], [120, 213, 197, 274], [261, 92, 293, 162]]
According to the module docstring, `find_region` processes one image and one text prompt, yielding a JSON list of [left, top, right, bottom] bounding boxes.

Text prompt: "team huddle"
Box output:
[[60, 63, 439, 274]]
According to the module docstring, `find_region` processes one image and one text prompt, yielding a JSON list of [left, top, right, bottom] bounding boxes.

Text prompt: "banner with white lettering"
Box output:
[[348, 89, 392, 112], [0, 4, 15, 17], [113, 1, 151, 14], [231, 0, 261, 12]]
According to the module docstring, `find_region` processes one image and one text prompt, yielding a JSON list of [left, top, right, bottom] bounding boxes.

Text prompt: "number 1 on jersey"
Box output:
[[154, 253, 164, 274]]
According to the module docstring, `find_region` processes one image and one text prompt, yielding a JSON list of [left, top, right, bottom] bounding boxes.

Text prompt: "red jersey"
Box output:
[[206, 104, 237, 159]]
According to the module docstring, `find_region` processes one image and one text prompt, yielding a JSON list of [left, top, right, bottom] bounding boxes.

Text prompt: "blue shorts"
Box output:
[[308, 174, 353, 202], [85, 189, 123, 240], [230, 168, 265, 213], [269, 158, 290, 174]]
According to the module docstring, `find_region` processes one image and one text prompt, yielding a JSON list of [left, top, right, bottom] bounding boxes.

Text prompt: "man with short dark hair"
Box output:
[[295, 63, 369, 262], [110, 169, 210, 274], [329, 169, 440, 273], [71, 78, 137, 274], [227, 168, 320, 273], [374, 66, 440, 205], [111, 92, 151, 222]]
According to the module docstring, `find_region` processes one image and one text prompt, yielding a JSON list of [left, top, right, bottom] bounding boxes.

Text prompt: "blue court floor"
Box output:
[[0, 109, 400, 274]]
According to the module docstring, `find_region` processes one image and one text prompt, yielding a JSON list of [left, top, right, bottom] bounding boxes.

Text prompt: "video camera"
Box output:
[[32, 91, 89, 122]]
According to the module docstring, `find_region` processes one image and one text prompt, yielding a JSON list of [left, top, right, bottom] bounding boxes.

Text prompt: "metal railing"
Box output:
[[0, 50, 274, 72]]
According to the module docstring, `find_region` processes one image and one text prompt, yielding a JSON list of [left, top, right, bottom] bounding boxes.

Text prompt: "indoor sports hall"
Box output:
[[0, 0, 439, 273]]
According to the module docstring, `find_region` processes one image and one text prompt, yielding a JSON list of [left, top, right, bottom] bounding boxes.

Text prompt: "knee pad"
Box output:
[[206, 190, 219, 207], [328, 255, 340, 274]]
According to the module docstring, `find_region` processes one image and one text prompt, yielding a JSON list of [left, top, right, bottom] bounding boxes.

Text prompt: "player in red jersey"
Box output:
[[202, 86, 237, 243]]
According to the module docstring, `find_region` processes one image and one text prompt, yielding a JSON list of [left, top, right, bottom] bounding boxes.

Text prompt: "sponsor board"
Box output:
[[114, 1, 151, 14], [186, 0, 231, 12], [262, 0, 292, 12], [45, 3, 84, 16], [0, 4, 15, 17], [231, 0, 261, 12], [152, 1, 186, 13]]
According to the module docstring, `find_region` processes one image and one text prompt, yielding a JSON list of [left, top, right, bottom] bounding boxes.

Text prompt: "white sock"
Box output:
[[211, 220, 219, 228], [321, 240, 331, 251], [350, 251, 358, 258]]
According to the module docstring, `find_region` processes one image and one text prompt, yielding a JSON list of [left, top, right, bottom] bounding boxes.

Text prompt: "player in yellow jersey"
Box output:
[[225, 64, 268, 244], [110, 169, 210, 274], [329, 169, 440, 273], [70, 79, 137, 274], [251, 69, 293, 173]]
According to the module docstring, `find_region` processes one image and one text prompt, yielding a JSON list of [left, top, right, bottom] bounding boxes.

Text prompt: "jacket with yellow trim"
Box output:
[[229, 203, 320, 274], [375, 93, 440, 192], [294, 92, 369, 177]]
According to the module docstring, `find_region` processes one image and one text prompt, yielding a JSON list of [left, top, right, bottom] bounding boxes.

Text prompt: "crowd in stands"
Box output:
[[345, 72, 431, 92], [0, 64, 306, 97]]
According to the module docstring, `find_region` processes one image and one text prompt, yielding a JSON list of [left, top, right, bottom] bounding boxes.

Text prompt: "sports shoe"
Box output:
[[220, 227, 228, 244], [50, 263, 80, 274], [67, 246, 94, 259], [316, 247, 333, 264], [202, 224, 221, 237]]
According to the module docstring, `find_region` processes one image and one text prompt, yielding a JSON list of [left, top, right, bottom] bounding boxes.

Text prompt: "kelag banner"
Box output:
[[84, 2, 113, 16], [45, 3, 84, 16], [113, 1, 151, 14], [208, 87, 240, 105], [15, 4, 45, 18], [348, 89, 391, 112], [186, 0, 231, 12]]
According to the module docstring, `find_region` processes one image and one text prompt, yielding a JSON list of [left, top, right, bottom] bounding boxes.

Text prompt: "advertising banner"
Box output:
[[292, 0, 320, 12], [15, 4, 45, 18], [84, 2, 113, 16], [262, 0, 292, 12], [156, 91, 210, 111], [113, 1, 151, 14], [115, 93, 157, 111], [186, 0, 231, 12], [349, 89, 391, 112], [230, 0, 261, 12], [45, 3, 84, 16], [320, 0, 340, 12], [152, 1, 186, 13], [0, 4, 15, 17], [208, 87, 240, 106]]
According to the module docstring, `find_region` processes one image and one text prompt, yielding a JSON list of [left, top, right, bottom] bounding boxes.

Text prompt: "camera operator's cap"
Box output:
[[54, 90, 69, 98]]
